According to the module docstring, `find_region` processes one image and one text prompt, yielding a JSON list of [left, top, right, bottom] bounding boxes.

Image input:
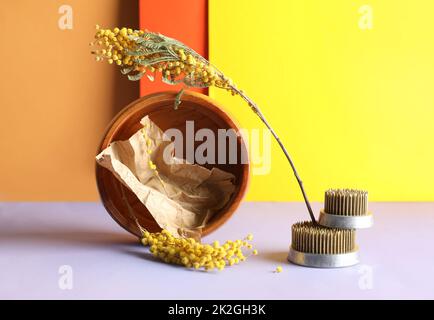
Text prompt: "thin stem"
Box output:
[[230, 85, 316, 223]]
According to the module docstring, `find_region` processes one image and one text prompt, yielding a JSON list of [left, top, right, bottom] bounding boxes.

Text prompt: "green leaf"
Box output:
[[125, 50, 145, 56], [138, 56, 176, 66], [142, 41, 176, 51], [127, 72, 144, 81], [162, 76, 183, 85], [174, 88, 184, 110], [120, 66, 134, 75], [128, 36, 146, 44]]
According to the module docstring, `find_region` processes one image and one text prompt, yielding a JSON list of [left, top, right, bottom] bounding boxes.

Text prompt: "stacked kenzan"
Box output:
[[288, 189, 373, 268]]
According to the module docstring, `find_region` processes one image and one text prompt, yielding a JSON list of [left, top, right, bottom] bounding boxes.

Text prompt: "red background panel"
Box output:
[[139, 0, 208, 96]]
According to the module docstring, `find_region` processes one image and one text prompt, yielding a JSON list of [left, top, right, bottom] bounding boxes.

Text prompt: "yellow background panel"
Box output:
[[209, 0, 434, 201]]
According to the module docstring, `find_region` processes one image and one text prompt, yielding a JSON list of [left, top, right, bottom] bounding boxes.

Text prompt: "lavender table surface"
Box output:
[[0, 202, 433, 300]]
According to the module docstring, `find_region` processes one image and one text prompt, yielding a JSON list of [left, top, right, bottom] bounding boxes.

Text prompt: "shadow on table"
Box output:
[[261, 250, 289, 263], [0, 229, 136, 249], [0, 228, 183, 267], [117, 246, 191, 270]]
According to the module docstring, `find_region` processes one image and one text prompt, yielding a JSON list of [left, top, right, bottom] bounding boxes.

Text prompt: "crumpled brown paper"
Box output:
[[96, 116, 236, 237]]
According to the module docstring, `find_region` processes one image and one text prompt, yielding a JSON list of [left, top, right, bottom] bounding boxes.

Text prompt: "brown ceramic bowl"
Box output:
[[95, 91, 249, 237]]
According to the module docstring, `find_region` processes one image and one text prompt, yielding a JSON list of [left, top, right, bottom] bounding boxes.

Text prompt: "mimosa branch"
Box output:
[[91, 26, 316, 223]]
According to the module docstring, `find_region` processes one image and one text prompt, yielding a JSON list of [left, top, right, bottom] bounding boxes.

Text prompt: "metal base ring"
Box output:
[[318, 209, 373, 229], [287, 247, 359, 268]]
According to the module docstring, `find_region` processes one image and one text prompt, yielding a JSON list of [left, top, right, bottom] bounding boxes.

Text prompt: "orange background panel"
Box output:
[[0, 0, 139, 201], [139, 0, 208, 96]]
